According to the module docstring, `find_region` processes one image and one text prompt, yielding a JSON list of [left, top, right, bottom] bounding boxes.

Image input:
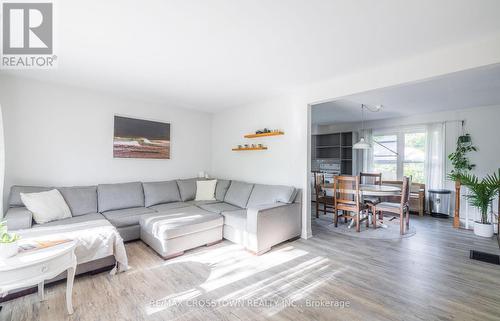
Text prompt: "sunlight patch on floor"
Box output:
[[200, 246, 309, 292]]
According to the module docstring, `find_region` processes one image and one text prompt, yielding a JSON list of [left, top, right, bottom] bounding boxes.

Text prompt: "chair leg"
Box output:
[[356, 212, 360, 232], [406, 207, 410, 229], [373, 209, 377, 229], [365, 210, 370, 228], [334, 208, 339, 227], [315, 200, 319, 218], [400, 210, 404, 235]]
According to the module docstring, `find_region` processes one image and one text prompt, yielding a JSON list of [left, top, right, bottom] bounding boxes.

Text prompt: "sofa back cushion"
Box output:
[[58, 186, 98, 216], [215, 179, 231, 201], [176, 178, 197, 201], [246, 184, 297, 208], [9, 185, 53, 207], [224, 181, 254, 208], [98, 182, 144, 212], [143, 180, 181, 207]]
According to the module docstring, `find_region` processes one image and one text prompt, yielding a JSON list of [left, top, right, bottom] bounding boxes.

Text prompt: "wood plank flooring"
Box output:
[[1, 213, 500, 321]]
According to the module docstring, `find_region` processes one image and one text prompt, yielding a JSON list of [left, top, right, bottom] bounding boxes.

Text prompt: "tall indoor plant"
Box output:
[[459, 173, 498, 237], [448, 133, 477, 228]]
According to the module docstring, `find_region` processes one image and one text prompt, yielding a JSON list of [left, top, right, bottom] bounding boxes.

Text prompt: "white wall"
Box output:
[[0, 76, 212, 213], [211, 32, 500, 238]]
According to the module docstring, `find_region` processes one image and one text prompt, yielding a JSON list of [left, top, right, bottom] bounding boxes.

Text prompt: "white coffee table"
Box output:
[[0, 240, 77, 314]]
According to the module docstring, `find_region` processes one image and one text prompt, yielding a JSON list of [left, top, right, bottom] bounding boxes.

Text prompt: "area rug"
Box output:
[[323, 216, 416, 240]]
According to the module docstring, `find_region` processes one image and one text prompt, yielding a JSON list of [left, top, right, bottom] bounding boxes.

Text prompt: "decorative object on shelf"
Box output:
[[447, 123, 477, 228], [232, 146, 268, 151], [459, 172, 499, 237], [0, 220, 20, 259], [113, 115, 170, 159], [244, 130, 284, 138]]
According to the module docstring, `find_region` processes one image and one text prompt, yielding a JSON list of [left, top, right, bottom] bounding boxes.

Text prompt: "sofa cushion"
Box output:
[[246, 184, 297, 208], [58, 186, 98, 216], [33, 213, 105, 228], [176, 178, 198, 201], [98, 182, 144, 212], [20, 189, 72, 224], [8, 185, 53, 207], [221, 210, 247, 230], [186, 200, 220, 206], [102, 207, 155, 228], [215, 180, 231, 201], [143, 181, 181, 207], [140, 206, 223, 240], [149, 202, 191, 212], [223, 181, 254, 208], [198, 202, 242, 214]]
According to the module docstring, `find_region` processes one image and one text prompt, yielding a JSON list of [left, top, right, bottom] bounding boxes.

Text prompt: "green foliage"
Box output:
[[459, 173, 498, 224], [0, 221, 19, 243], [448, 134, 477, 181]]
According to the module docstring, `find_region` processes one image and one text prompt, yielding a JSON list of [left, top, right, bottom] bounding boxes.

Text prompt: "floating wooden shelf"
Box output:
[[232, 147, 268, 151], [244, 131, 284, 138]]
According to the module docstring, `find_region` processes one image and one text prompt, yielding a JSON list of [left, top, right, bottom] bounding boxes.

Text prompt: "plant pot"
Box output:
[[458, 135, 472, 143], [473, 222, 494, 238], [0, 241, 19, 259]]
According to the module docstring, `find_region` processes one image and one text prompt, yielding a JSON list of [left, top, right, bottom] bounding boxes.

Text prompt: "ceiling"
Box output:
[[311, 64, 500, 124], [2, 0, 500, 112]]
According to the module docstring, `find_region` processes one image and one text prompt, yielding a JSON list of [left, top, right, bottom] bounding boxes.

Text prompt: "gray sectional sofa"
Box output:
[[5, 178, 302, 263]]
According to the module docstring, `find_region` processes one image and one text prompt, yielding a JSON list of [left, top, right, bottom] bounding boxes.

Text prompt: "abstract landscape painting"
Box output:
[[113, 116, 170, 159]]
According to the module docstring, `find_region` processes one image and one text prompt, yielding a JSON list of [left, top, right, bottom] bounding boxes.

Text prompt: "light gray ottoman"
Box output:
[[140, 206, 223, 259]]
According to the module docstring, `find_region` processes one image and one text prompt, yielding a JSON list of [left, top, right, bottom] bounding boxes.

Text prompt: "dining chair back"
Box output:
[[370, 176, 411, 234], [333, 175, 367, 232], [314, 172, 334, 217], [359, 172, 382, 185]]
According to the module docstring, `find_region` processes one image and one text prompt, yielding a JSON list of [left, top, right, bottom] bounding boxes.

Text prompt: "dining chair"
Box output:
[[359, 172, 382, 206], [370, 176, 411, 234], [314, 172, 335, 218], [333, 175, 369, 232]]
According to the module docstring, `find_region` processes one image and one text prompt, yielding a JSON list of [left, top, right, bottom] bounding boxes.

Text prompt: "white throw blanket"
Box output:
[[17, 219, 128, 274]]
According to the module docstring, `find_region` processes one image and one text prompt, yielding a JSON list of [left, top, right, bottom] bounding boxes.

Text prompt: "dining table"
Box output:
[[320, 183, 402, 229], [321, 183, 401, 196]]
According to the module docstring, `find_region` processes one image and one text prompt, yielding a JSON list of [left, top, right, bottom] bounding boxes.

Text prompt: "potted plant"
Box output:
[[448, 133, 477, 227], [459, 173, 498, 237], [0, 221, 20, 259]]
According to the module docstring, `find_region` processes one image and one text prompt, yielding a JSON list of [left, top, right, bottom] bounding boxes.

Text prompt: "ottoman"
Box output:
[[140, 206, 223, 259]]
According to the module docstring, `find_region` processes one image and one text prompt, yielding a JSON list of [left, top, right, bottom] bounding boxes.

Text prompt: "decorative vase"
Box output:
[[0, 240, 19, 259], [473, 222, 494, 238]]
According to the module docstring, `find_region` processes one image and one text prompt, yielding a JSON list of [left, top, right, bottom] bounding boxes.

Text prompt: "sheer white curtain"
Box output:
[[425, 122, 445, 192]]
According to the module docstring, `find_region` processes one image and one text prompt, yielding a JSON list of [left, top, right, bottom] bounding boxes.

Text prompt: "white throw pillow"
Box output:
[[20, 189, 72, 224], [195, 180, 217, 201]]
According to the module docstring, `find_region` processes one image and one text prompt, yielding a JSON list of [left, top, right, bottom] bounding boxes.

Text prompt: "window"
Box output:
[[371, 128, 426, 183], [372, 134, 398, 180]]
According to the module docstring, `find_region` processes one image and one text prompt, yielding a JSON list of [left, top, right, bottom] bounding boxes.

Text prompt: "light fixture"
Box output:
[[353, 104, 380, 150], [352, 104, 399, 155]]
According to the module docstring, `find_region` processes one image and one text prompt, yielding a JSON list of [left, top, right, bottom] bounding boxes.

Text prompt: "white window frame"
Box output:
[[372, 126, 426, 182]]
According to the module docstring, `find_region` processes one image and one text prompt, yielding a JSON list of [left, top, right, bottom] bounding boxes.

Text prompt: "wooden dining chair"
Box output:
[[314, 172, 334, 218], [333, 175, 369, 232], [370, 176, 411, 234], [359, 172, 382, 206]]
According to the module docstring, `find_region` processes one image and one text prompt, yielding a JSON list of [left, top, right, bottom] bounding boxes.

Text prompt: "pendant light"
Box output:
[[353, 104, 371, 150]]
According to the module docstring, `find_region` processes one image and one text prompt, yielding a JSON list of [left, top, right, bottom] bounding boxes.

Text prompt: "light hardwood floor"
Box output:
[[2, 213, 500, 321]]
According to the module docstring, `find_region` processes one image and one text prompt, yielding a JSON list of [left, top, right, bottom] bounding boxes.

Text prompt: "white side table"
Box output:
[[0, 240, 77, 314]]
